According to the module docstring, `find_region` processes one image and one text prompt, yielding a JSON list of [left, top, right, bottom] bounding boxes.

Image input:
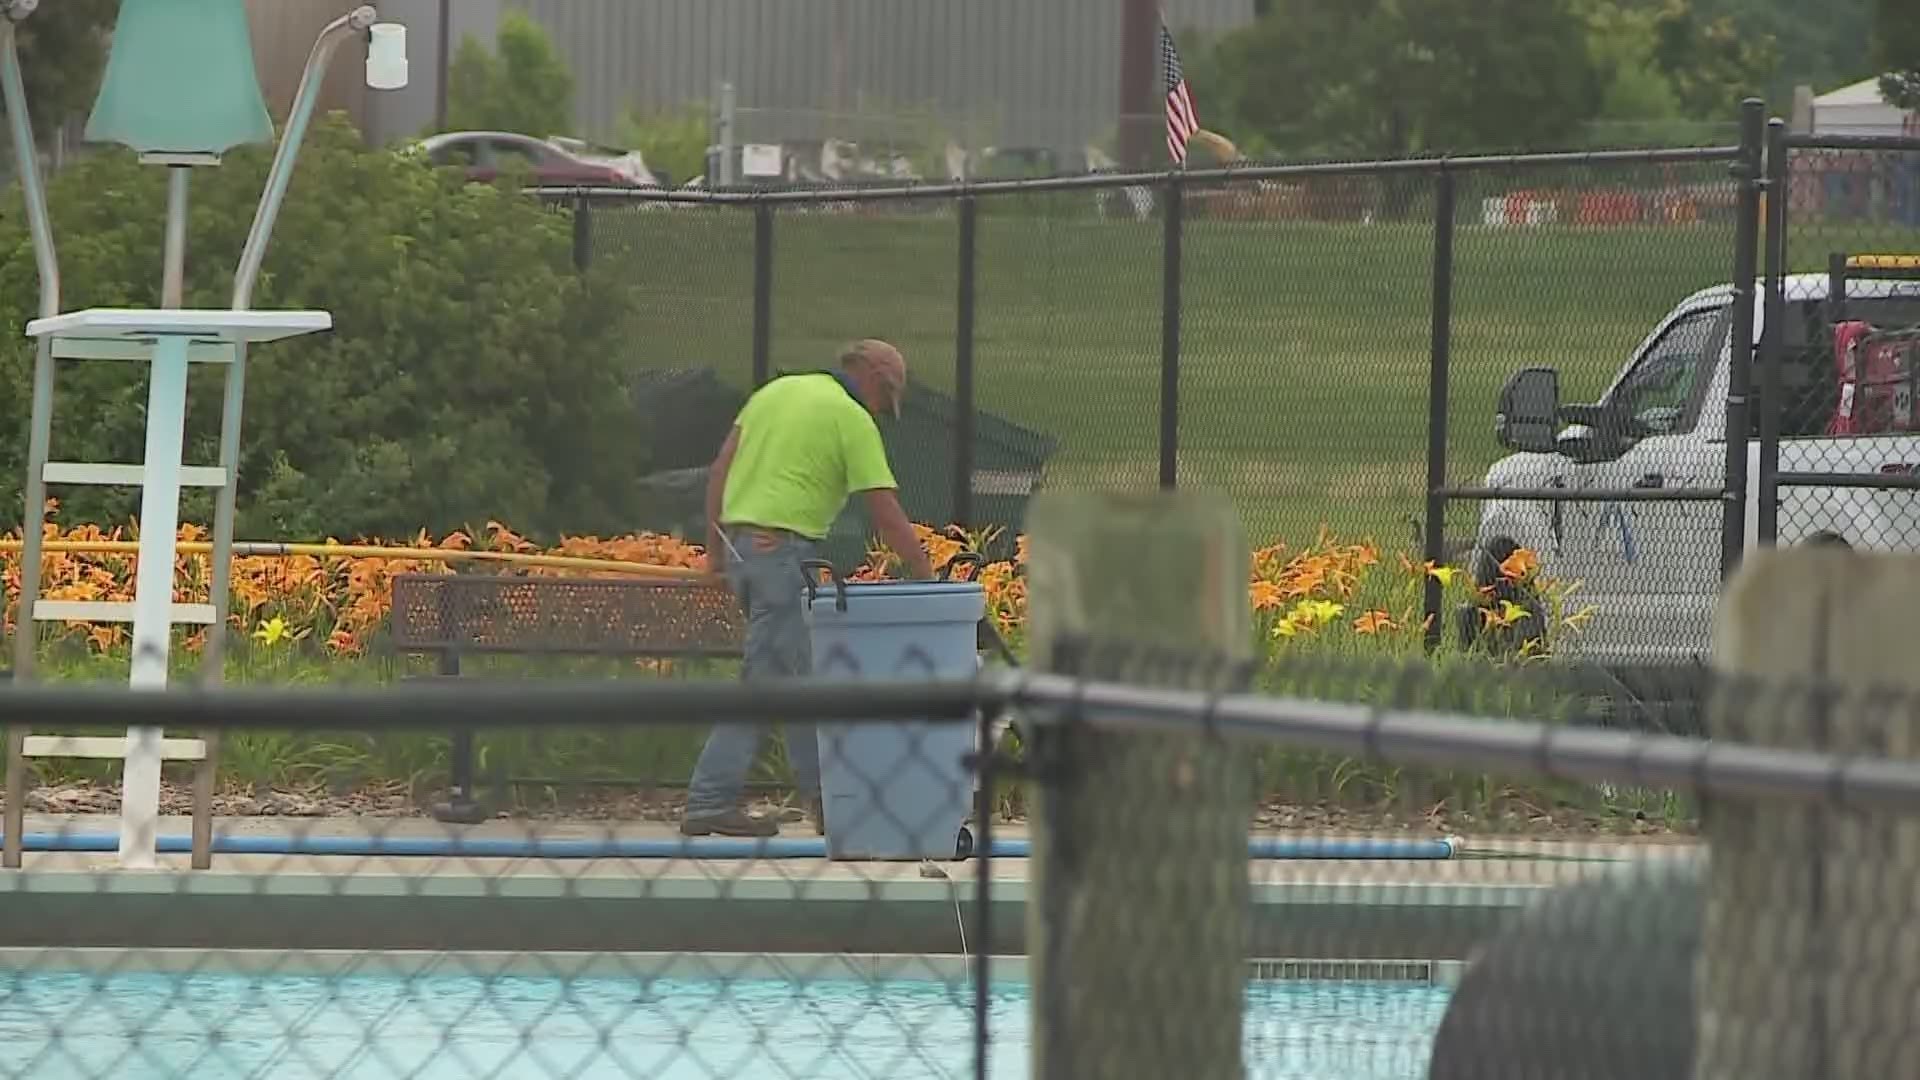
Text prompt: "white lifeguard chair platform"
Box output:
[[20, 311, 331, 869]]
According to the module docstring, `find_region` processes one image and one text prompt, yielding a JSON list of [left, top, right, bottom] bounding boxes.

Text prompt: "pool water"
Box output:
[[0, 968, 1450, 1079]]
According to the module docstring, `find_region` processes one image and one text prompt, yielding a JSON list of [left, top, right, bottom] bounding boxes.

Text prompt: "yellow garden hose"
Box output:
[[0, 539, 717, 583]]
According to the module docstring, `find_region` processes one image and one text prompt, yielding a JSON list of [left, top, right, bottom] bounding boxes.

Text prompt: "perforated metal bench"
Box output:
[[389, 572, 745, 823]]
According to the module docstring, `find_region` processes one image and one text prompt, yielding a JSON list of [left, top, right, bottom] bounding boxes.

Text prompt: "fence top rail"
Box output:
[[1784, 133, 1920, 152], [1008, 670, 1920, 814], [2, 667, 1916, 812], [528, 144, 1741, 207]]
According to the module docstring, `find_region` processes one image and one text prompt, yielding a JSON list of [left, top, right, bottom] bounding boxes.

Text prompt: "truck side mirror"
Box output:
[[1496, 367, 1561, 454]]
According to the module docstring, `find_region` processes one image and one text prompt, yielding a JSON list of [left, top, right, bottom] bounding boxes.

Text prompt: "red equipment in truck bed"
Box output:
[[1827, 320, 1920, 436]]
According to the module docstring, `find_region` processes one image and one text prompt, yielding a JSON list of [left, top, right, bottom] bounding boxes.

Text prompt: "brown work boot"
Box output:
[[680, 809, 778, 838]]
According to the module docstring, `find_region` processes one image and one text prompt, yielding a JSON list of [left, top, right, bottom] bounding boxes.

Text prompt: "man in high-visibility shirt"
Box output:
[[682, 339, 935, 837]]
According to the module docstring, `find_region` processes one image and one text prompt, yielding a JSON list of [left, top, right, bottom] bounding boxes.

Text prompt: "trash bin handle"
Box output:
[[800, 559, 848, 612], [938, 552, 986, 581]]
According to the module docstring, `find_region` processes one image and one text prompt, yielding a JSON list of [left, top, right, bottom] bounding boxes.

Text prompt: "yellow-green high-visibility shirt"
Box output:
[[720, 372, 898, 540]]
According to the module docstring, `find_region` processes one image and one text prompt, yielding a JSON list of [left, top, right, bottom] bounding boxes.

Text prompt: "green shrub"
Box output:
[[614, 102, 711, 189], [0, 113, 643, 541]]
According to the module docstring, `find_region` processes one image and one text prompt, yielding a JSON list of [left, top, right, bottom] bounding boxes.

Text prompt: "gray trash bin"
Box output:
[[805, 562, 984, 861]]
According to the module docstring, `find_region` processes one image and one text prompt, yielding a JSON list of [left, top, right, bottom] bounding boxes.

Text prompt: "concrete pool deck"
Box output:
[[0, 815, 1699, 961]]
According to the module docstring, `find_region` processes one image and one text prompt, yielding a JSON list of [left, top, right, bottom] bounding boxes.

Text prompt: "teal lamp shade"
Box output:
[[85, 0, 274, 157]]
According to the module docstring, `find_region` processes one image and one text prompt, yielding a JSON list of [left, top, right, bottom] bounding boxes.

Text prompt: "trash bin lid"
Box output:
[[841, 581, 984, 597], [808, 580, 986, 624]]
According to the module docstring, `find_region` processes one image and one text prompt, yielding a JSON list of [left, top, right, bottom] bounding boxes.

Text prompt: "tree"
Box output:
[[1571, 0, 1775, 145], [1873, 0, 1920, 110], [1646, 1, 1777, 119], [0, 115, 643, 541], [1580, 0, 1686, 127], [1204, 0, 1601, 158], [614, 102, 709, 188], [1694, 0, 1874, 106], [442, 10, 575, 137], [0, 0, 118, 142]]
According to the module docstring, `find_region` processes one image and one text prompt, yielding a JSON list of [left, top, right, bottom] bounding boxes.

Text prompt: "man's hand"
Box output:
[[863, 488, 935, 580]]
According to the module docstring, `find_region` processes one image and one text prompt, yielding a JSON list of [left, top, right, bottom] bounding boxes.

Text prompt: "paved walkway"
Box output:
[[0, 814, 1706, 961], [5, 813, 1699, 892]]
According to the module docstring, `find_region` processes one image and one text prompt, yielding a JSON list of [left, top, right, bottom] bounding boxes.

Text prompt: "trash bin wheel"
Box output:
[[955, 826, 975, 860]]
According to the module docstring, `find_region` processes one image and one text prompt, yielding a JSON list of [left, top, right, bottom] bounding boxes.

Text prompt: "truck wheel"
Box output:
[[1458, 538, 1549, 657]]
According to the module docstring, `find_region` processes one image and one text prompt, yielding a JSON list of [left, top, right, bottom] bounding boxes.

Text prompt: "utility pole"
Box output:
[[434, 0, 450, 130], [1118, 0, 1159, 169]]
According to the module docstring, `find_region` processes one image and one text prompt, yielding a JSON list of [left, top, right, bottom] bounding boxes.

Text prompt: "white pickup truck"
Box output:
[[1471, 263, 1920, 668]]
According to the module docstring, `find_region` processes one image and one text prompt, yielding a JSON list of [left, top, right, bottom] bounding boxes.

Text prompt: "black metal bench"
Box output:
[[389, 572, 746, 823]]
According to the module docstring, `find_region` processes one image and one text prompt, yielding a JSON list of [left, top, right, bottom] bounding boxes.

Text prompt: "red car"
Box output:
[[414, 131, 647, 187]]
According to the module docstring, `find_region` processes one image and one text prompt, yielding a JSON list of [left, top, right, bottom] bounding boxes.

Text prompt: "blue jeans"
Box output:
[[685, 531, 823, 818]]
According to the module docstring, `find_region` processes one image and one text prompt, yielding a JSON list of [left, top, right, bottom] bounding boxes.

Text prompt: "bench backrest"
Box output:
[[390, 573, 744, 657]]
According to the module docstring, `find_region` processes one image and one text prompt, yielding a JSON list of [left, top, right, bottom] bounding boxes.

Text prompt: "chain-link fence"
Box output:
[[544, 116, 1770, 676], [7, 650, 1920, 1078], [512, 102, 1920, 750], [561, 151, 1758, 536]]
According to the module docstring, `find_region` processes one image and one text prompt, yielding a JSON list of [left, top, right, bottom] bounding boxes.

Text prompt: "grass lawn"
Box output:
[[601, 178, 1919, 547]]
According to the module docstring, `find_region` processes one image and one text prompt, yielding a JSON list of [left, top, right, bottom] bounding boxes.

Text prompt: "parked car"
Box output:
[[413, 131, 646, 187], [1473, 257, 1920, 668], [546, 135, 666, 187]]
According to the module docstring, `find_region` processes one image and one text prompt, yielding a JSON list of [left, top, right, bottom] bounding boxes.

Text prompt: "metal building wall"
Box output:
[[506, 0, 1253, 154], [245, 0, 373, 135]]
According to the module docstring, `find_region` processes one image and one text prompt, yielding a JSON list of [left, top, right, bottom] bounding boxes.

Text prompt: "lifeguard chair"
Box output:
[[0, 0, 407, 869]]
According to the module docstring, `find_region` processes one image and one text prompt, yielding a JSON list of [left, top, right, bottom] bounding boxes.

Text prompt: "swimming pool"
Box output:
[[0, 962, 1450, 1079]]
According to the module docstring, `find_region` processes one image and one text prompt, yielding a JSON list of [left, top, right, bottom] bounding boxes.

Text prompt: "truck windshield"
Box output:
[[1769, 295, 1920, 438]]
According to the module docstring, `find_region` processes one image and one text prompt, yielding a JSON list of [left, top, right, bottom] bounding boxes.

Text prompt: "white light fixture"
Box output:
[[366, 22, 407, 90]]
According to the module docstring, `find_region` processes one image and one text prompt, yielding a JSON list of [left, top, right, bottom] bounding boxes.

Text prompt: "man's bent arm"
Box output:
[[705, 426, 741, 572], [863, 488, 935, 579]]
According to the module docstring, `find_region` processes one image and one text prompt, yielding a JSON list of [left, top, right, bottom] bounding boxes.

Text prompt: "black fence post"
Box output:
[[954, 196, 978, 531], [571, 195, 593, 272], [971, 697, 994, 1080], [1757, 118, 1790, 547], [1159, 175, 1184, 491], [1421, 165, 1457, 653], [752, 202, 774, 387], [1721, 98, 1766, 578]]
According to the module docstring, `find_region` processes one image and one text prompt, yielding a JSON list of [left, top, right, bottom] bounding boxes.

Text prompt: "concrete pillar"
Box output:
[[1024, 489, 1254, 1080], [1701, 547, 1920, 1079], [1791, 84, 1816, 136]]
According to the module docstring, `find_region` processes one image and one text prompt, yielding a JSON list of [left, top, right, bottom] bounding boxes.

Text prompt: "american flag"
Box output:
[[1160, 19, 1199, 165]]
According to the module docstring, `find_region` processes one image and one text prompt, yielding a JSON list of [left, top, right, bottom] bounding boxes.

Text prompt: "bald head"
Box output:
[[839, 339, 906, 418]]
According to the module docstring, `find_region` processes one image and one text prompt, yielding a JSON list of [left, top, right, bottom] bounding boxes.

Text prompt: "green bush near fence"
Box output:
[[0, 115, 644, 542]]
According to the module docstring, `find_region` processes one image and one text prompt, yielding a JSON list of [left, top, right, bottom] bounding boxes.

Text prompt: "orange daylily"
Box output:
[[1498, 548, 1540, 582], [0, 518, 1579, 666], [1353, 610, 1398, 635], [1249, 580, 1284, 611]]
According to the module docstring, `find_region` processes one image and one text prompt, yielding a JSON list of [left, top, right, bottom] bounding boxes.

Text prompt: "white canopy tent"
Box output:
[[1812, 78, 1918, 138]]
